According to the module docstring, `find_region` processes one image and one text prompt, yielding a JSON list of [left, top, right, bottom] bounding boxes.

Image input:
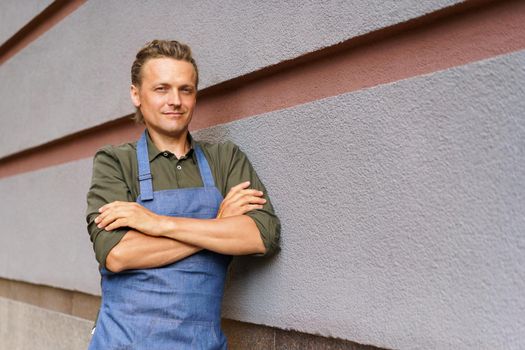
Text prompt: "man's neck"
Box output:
[[148, 129, 191, 158]]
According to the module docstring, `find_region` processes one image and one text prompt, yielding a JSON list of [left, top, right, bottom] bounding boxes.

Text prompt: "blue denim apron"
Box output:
[[89, 131, 231, 349]]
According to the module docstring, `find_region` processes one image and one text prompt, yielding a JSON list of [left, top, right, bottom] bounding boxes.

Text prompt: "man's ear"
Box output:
[[130, 84, 141, 107]]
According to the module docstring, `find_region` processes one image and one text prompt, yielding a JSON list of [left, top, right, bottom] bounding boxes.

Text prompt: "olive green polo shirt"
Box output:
[[86, 131, 280, 268]]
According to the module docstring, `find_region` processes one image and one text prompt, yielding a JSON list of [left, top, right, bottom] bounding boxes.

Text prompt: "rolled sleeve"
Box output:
[[246, 209, 281, 257], [86, 148, 132, 268], [223, 143, 281, 257]]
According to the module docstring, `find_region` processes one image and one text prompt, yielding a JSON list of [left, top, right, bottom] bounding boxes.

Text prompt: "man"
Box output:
[[86, 40, 280, 349]]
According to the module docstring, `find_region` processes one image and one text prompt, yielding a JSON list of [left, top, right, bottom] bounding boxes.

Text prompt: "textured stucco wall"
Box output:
[[0, 159, 99, 294], [0, 0, 463, 158], [202, 50, 525, 350], [1, 50, 523, 349], [0, 0, 53, 44], [0, 297, 92, 350]]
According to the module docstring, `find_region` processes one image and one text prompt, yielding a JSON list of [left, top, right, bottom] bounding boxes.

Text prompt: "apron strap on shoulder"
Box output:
[[137, 131, 154, 201], [194, 144, 215, 188]]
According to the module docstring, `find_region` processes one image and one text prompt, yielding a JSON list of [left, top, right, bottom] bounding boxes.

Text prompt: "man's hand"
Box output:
[[217, 181, 266, 219], [95, 201, 169, 236], [96, 181, 264, 235]]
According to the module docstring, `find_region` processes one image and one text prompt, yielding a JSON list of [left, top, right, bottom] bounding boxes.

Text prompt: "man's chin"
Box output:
[[144, 119, 192, 138], [158, 127, 190, 138]]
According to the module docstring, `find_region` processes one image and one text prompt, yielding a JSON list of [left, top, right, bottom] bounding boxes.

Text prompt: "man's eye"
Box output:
[[155, 87, 166, 92]]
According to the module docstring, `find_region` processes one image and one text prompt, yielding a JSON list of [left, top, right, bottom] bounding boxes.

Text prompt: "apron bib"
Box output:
[[89, 132, 231, 350]]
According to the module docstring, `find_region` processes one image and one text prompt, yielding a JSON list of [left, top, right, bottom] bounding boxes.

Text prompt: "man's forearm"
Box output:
[[158, 215, 266, 256], [106, 230, 201, 273], [96, 197, 267, 259]]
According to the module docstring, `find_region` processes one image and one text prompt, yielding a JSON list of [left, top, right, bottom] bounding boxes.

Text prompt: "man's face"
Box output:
[[130, 57, 197, 139]]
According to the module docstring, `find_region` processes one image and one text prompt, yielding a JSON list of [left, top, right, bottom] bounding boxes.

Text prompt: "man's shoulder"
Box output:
[[94, 140, 138, 163], [196, 139, 239, 155], [194, 139, 246, 173]]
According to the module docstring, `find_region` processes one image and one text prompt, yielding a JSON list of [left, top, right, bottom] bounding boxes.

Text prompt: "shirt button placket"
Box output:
[[174, 161, 182, 187]]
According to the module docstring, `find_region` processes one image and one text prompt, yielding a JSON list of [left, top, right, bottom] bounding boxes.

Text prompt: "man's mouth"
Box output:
[[163, 111, 184, 116]]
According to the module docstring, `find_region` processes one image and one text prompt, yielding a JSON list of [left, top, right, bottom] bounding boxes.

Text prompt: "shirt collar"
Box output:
[[145, 130, 197, 163]]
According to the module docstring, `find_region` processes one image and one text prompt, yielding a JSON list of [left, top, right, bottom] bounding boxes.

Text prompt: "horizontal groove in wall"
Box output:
[[0, 117, 143, 179], [0, 0, 86, 65], [0, 277, 385, 349], [0, 277, 99, 321], [191, 0, 524, 131], [0, 0, 524, 179]]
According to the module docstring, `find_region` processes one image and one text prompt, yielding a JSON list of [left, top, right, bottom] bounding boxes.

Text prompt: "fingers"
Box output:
[[228, 189, 265, 204], [95, 205, 118, 227], [220, 183, 267, 217], [241, 189, 264, 196], [236, 195, 266, 206], [96, 210, 123, 229], [98, 200, 123, 213], [95, 201, 160, 233], [95, 201, 134, 229], [245, 204, 264, 211], [224, 181, 251, 199], [94, 210, 112, 227], [219, 193, 265, 214], [235, 204, 264, 215], [105, 218, 127, 231]]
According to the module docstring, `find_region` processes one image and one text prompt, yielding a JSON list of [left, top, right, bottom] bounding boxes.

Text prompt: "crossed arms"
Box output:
[[87, 143, 280, 273], [96, 182, 267, 273]]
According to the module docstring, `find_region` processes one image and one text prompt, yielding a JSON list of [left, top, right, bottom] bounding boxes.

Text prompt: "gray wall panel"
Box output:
[[0, 159, 99, 295], [0, 297, 92, 350], [197, 50, 525, 349], [0, 0, 462, 158], [0, 50, 522, 348], [0, 0, 53, 45]]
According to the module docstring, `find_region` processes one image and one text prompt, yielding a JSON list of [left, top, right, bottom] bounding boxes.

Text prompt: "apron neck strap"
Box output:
[[194, 144, 215, 188], [137, 131, 154, 201], [137, 131, 216, 199]]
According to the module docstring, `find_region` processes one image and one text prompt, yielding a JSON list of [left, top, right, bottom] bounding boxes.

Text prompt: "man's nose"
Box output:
[[167, 90, 181, 106]]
